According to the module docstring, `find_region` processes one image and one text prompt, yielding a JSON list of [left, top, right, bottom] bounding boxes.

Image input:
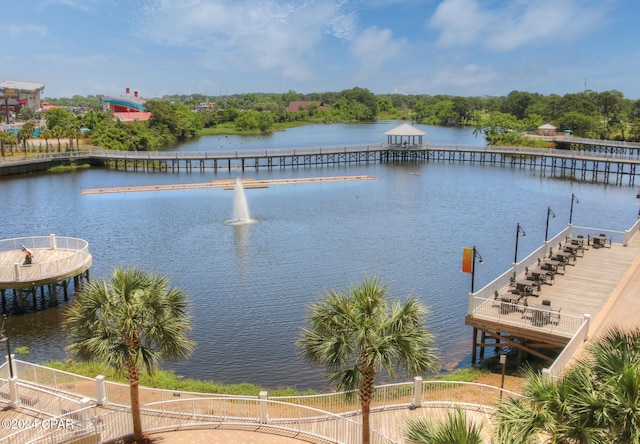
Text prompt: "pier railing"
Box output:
[[0, 235, 90, 284]]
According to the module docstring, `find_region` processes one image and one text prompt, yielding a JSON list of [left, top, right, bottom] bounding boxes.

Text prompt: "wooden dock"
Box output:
[[81, 175, 377, 195], [466, 229, 640, 364], [0, 236, 92, 312]]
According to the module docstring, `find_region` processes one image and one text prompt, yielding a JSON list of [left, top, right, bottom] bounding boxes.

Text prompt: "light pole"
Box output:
[[0, 315, 14, 379], [569, 193, 579, 225], [545, 207, 556, 242], [514, 223, 526, 265], [470, 246, 483, 294], [499, 354, 507, 400]]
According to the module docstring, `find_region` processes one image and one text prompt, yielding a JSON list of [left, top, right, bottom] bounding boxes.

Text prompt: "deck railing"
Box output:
[[470, 296, 586, 338], [0, 235, 90, 283], [542, 315, 591, 379]]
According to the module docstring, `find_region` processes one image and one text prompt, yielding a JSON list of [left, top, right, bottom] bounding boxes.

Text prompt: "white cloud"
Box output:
[[428, 0, 604, 51], [350, 26, 406, 78], [1, 23, 48, 36], [136, 0, 358, 80]]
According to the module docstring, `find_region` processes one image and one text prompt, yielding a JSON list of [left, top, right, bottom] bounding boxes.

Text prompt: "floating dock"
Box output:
[[81, 175, 378, 195]]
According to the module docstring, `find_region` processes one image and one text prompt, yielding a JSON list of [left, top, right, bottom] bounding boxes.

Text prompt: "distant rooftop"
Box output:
[[0, 80, 45, 93]]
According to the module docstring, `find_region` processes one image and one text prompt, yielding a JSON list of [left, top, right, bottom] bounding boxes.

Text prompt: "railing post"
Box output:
[[259, 390, 269, 424], [8, 376, 19, 408], [78, 398, 93, 426], [410, 376, 423, 409], [49, 233, 57, 250], [467, 292, 475, 316], [95, 375, 108, 405], [13, 263, 20, 281], [583, 314, 591, 339]]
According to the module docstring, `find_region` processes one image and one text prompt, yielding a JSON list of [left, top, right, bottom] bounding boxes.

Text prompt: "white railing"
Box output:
[[0, 235, 90, 284], [542, 315, 591, 379], [12, 359, 97, 400], [0, 405, 104, 444], [470, 296, 585, 338], [139, 397, 395, 444], [1, 359, 525, 444]]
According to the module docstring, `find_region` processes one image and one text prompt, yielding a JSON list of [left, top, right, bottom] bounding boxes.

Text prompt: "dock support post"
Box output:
[[471, 327, 477, 364]]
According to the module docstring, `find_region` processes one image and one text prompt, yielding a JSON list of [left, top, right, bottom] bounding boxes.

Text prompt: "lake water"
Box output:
[[1, 122, 637, 391]]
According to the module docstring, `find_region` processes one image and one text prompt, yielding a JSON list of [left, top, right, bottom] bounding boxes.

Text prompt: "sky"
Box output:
[[2, 0, 639, 100]]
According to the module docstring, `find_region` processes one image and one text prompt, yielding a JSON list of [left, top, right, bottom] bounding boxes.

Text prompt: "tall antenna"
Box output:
[[584, 77, 588, 91]]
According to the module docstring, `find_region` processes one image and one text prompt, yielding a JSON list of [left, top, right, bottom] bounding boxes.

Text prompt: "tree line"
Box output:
[[4, 87, 639, 154]]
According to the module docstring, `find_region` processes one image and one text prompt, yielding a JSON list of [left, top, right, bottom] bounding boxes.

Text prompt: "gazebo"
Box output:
[[537, 123, 557, 137], [384, 123, 426, 148]]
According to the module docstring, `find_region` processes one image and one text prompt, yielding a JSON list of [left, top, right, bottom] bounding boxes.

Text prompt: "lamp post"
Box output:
[[514, 223, 526, 265], [470, 246, 483, 294], [545, 207, 556, 242], [499, 354, 507, 400], [0, 315, 14, 379], [569, 193, 579, 225]]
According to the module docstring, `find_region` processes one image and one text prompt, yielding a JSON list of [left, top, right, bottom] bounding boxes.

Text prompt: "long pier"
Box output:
[[2, 143, 640, 185]]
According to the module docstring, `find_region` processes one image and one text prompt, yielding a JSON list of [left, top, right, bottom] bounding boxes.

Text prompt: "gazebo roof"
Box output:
[[384, 123, 426, 137], [538, 123, 557, 130]]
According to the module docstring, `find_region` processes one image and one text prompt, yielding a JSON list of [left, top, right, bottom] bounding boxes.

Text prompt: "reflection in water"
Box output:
[[232, 223, 251, 275]]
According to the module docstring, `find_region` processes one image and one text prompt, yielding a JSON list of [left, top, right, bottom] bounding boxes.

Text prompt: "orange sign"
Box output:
[[462, 247, 473, 273]]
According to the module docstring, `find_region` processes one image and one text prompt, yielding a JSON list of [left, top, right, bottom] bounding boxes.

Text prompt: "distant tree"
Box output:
[[46, 107, 75, 130], [0, 130, 15, 158], [40, 128, 52, 152], [17, 120, 36, 153], [340, 87, 378, 120], [556, 111, 599, 138], [51, 125, 65, 152]]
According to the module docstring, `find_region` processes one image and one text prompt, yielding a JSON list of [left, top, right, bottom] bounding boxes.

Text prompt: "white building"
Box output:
[[0, 80, 46, 121]]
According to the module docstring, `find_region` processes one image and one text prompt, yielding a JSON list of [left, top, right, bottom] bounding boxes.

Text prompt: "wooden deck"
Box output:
[[0, 237, 92, 290], [466, 232, 640, 362]]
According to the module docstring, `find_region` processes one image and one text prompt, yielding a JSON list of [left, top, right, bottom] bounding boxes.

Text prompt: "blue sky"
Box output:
[[3, 0, 639, 99]]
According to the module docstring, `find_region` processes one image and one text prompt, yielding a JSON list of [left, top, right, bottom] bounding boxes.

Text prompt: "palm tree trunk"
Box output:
[[359, 366, 376, 444], [128, 364, 144, 442]]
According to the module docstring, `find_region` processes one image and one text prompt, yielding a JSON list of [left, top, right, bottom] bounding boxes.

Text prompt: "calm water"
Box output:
[[1, 123, 637, 390]]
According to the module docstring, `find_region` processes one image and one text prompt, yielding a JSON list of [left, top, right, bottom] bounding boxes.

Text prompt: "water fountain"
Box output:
[[226, 178, 255, 225]]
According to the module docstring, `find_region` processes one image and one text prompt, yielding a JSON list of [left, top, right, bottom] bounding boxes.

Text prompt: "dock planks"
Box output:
[[81, 175, 378, 195]]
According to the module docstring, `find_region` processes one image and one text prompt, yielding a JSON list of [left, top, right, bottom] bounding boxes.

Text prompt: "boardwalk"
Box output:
[[466, 227, 640, 365]]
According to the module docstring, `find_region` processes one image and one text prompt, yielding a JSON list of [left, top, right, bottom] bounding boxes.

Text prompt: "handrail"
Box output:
[[0, 235, 90, 284]]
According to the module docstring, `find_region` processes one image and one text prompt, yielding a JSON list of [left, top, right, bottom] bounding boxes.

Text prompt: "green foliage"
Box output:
[[46, 108, 75, 130], [405, 407, 484, 444], [14, 346, 29, 355], [43, 360, 316, 396], [493, 327, 640, 444]]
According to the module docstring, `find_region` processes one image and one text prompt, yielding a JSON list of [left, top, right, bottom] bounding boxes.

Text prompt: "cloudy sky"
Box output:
[[3, 0, 639, 99]]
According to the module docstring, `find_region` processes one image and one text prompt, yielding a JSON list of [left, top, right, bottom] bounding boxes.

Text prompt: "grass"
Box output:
[[49, 163, 91, 172], [42, 360, 316, 397], [43, 359, 493, 398]]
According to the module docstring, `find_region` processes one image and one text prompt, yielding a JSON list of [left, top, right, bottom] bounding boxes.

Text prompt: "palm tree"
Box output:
[[64, 267, 195, 442], [404, 407, 484, 444], [298, 278, 437, 444], [493, 326, 640, 444]]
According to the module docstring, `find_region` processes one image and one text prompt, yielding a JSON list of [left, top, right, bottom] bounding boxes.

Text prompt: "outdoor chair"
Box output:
[[549, 307, 561, 325]]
